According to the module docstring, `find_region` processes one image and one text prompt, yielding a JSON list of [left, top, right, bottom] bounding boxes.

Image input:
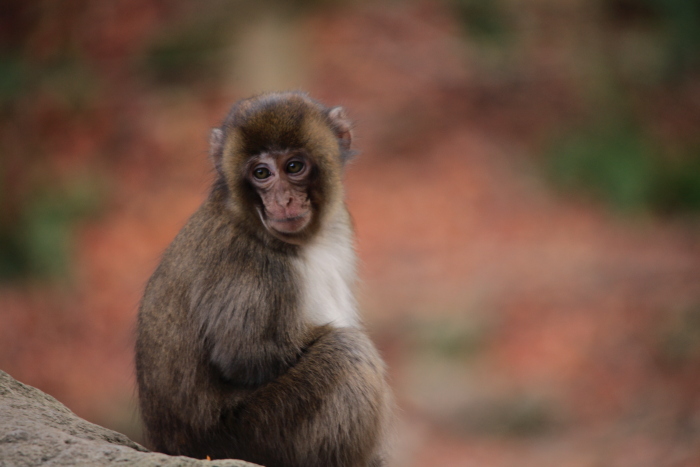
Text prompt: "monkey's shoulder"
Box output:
[[144, 200, 295, 304], [159, 202, 257, 264]]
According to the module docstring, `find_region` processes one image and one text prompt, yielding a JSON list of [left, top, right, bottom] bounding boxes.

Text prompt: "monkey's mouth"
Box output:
[[266, 211, 311, 234]]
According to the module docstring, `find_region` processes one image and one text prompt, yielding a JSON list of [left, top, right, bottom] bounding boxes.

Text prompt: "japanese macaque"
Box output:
[[135, 92, 392, 467]]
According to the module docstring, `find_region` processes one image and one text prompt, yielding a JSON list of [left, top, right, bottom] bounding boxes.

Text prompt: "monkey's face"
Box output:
[[246, 150, 314, 241], [211, 92, 352, 245]]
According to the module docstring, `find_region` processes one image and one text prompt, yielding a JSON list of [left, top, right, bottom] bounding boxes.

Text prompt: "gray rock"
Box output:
[[0, 371, 259, 466]]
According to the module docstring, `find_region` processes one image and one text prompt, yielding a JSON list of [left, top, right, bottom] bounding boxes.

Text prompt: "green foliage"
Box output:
[[0, 55, 27, 106], [450, 0, 510, 42], [543, 2, 700, 215], [547, 122, 700, 215], [38, 59, 101, 110], [454, 394, 557, 437], [143, 17, 228, 86], [0, 230, 27, 280], [547, 124, 658, 212], [0, 53, 100, 112], [0, 8, 105, 282], [409, 315, 491, 360], [603, 0, 700, 80], [0, 176, 104, 281], [643, 0, 700, 77], [658, 304, 700, 368], [654, 148, 700, 214]]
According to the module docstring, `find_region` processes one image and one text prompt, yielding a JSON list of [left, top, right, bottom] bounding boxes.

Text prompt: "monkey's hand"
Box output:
[[220, 325, 389, 467]]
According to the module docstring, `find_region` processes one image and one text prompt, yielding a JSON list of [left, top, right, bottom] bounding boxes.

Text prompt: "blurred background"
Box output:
[[1, 0, 700, 465]]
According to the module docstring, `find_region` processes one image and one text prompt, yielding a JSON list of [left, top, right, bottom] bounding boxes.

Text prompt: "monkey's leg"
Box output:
[[217, 326, 389, 467]]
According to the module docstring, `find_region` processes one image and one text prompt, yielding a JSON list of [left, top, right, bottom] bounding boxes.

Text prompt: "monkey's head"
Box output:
[[209, 92, 354, 245]]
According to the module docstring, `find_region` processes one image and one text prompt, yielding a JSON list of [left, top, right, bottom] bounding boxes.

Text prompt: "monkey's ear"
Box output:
[[328, 107, 355, 163], [209, 128, 224, 173]]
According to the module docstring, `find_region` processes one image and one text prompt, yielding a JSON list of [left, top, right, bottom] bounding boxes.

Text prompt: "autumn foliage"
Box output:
[[1, 1, 699, 465]]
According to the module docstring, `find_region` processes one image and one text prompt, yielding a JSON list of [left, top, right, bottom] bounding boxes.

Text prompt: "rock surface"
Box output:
[[0, 371, 259, 466]]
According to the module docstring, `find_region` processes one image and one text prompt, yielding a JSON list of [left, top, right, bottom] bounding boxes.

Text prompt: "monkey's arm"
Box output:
[[216, 326, 390, 467]]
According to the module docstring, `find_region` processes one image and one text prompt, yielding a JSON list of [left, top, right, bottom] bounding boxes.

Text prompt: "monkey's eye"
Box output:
[[285, 160, 305, 174], [252, 167, 271, 180]]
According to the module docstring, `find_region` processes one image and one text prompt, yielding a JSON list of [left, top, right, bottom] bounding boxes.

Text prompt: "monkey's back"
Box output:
[[136, 199, 240, 452]]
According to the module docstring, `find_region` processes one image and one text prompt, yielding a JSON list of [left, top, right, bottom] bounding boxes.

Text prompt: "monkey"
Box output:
[[135, 91, 392, 467]]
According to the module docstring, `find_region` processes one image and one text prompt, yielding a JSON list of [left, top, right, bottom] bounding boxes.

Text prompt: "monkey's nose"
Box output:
[[277, 193, 294, 207]]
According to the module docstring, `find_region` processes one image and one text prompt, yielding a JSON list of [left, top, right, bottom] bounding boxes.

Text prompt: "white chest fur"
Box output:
[[293, 215, 358, 328]]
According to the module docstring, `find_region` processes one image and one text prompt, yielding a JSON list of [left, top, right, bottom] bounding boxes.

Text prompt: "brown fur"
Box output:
[[135, 92, 391, 467]]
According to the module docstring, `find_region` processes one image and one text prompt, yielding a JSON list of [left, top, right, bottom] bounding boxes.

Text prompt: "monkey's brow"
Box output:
[[249, 150, 305, 165], [245, 152, 276, 167]]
